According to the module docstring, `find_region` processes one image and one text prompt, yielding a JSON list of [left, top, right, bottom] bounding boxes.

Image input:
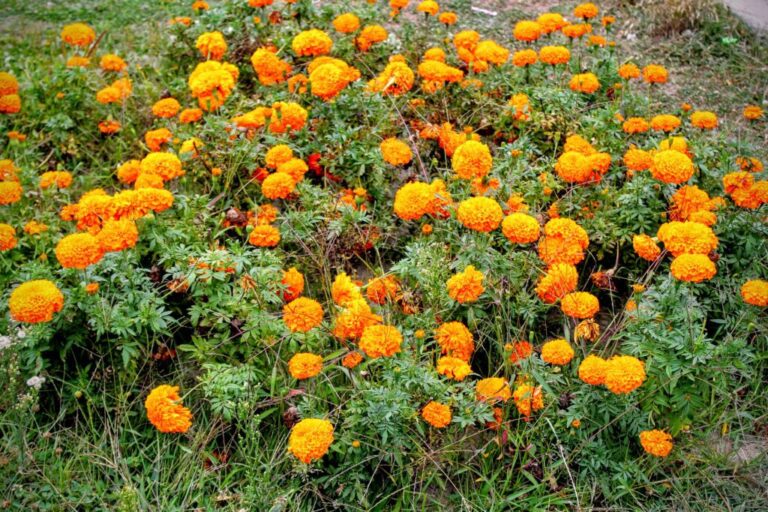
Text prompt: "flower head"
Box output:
[[639, 430, 673, 457], [9, 280, 64, 323], [145, 385, 193, 433], [288, 418, 334, 463], [422, 401, 451, 428], [446, 265, 485, 303], [359, 324, 403, 358], [288, 352, 323, 380], [541, 338, 575, 365], [283, 297, 323, 332]]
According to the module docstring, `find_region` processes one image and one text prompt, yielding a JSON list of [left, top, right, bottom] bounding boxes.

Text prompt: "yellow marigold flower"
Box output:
[[359, 324, 403, 358], [452, 140, 492, 180], [0, 72, 19, 95], [537, 12, 568, 33], [365, 275, 399, 304], [380, 138, 413, 166], [574, 2, 599, 19], [331, 272, 362, 307], [342, 351, 363, 369], [513, 383, 544, 418], [578, 355, 608, 385], [288, 352, 323, 380], [690, 111, 718, 130], [196, 31, 227, 61], [292, 29, 332, 57], [261, 172, 296, 200], [475, 40, 509, 65], [446, 265, 485, 304], [61, 23, 96, 47], [539, 45, 570, 65], [569, 72, 600, 94], [741, 279, 768, 307], [502, 213, 540, 244], [283, 297, 323, 333], [632, 234, 661, 261], [650, 114, 681, 132], [152, 98, 181, 118], [639, 430, 673, 457], [642, 64, 668, 84], [422, 401, 451, 428], [0, 223, 16, 251], [333, 13, 360, 33], [288, 418, 334, 463], [145, 385, 192, 433], [476, 377, 511, 403], [393, 179, 451, 221], [140, 152, 184, 181], [618, 62, 640, 80], [670, 254, 716, 282], [541, 338, 575, 365], [416, 0, 439, 15], [265, 145, 294, 169], [604, 355, 646, 394], [436, 356, 471, 381], [435, 321, 474, 361], [743, 105, 763, 120], [512, 49, 538, 67], [248, 224, 280, 247], [456, 197, 502, 232], [9, 280, 64, 323], [188, 61, 238, 111], [561, 292, 599, 319], [99, 54, 127, 72], [97, 219, 138, 253], [513, 20, 542, 42], [650, 150, 694, 184], [55, 233, 103, 269]]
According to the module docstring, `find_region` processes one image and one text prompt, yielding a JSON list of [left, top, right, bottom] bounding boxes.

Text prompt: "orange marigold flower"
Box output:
[[670, 253, 717, 283], [281, 267, 304, 301], [0, 93, 21, 113], [512, 49, 538, 67], [475, 40, 509, 65], [261, 172, 296, 200], [422, 401, 451, 428], [356, 25, 388, 51], [604, 355, 646, 394], [736, 156, 763, 173], [140, 152, 184, 181], [690, 111, 718, 130], [136, 187, 174, 213], [539, 45, 570, 65], [656, 221, 717, 257], [332, 298, 382, 340], [9, 280, 64, 323], [331, 272, 362, 307], [292, 29, 333, 57], [393, 179, 451, 221], [276, 158, 309, 183], [0, 72, 19, 95], [0, 223, 16, 251], [188, 61, 238, 111], [39, 171, 73, 189], [649, 115, 680, 133], [513, 383, 544, 419], [623, 147, 653, 171], [85, 282, 99, 294], [618, 62, 641, 80], [476, 377, 511, 403], [249, 224, 280, 247], [55, 233, 104, 269], [446, 265, 485, 304], [333, 13, 360, 33], [502, 213, 540, 244], [541, 338, 575, 365], [288, 352, 323, 380], [416, 0, 439, 16], [287, 418, 334, 463], [265, 145, 294, 169], [562, 23, 592, 39], [436, 356, 472, 381], [179, 108, 203, 124], [574, 2, 599, 19], [561, 292, 599, 319], [741, 279, 768, 307], [555, 151, 592, 183], [435, 321, 474, 361], [456, 197, 503, 232], [537, 12, 568, 33], [144, 385, 192, 433], [365, 275, 399, 304], [269, 101, 307, 134], [639, 429, 673, 457], [99, 54, 127, 72], [380, 138, 413, 166], [116, 160, 141, 184], [283, 297, 323, 332], [578, 354, 608, 385], [145, 128, 173, 152], [513, 20, 542, 42], [569, 72, 600, 94], [0, 180, 22, 205], [650, 149, 694, 184], [342, 351, 363, 369], [743, 105, 763, 120], [359, 324, 403, 358], [61, 23, 95, 47], [452, 140, 492, 180], [642, 64, 668, 84], [536, 263, 579, 303], [368, 61, 415, 96], [196, 31, 227, 61], [98, 119, 121, 134], [633, 234, 661, 261], [308, 60, 358, 100], [439, 12, 457, 25], [152, 98, 181, 118], [508, 340, 533, 364], [622, 117, 649, 134], [97, 219, 138, 253]]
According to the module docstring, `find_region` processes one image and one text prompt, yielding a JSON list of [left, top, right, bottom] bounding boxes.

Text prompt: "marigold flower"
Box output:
[[690, 111, 718, 130], [574, 2, 599, 19], [283, 297, 323, 332], [569, 72, 600, 94], [145, 128, 173, 152], [0, 72, 18, 95], [741, 279, 768, 307], [435, 321, 474, 361], [436, 356, 471, 381], [452, 140, 492, 180], [513, 20, 542, 42], [562, 23, 592, 39], [308, 60, 358, 100], [342, 351, 363, 369], [537, 12, 567, 33], [152, 98, 181, 118], [604, 355, 646, 394], [356, 25, 388, 51], [670, 253, 717, 282], [145, 385, 192, 433], [623, 148, 653, 172], [188, 61, 238, 111], [365, 275, 399, 304], [656, 221, 718, 256], [618, 62, 641, 80], [61, 23, 95, 47], [8, 280, 64, 323], [0, 180, 22, 204], [359, 324, 403, 358], [99, 54, 127, 72], [287, 418, 334, 464], [137, 187, 174, 213], [416, 0, 439, 16], [269, 101, 307, 134], [642, 64, 668, 84], [196, 31, 227, 61], [418, 60, 464, 83], [261, 172, 296, 200], [555, 151, 593, 183], [422, 401, 451, 428], [331, 272, 362, 307], [736, 156, 763, 173], [633, 234, 661, 261], [475, 40, 509, 65], [292, 29, 333, 57], [332, 299, 382, 340], [508, 340, 533, 364], [541, 338, 575, 365], [249, 224, 281, 247], [512, 49, 538, 67], [280, 267, 304, 301], [743, 105, 763, 120], [561, 292, 599, 319], [578, 354, 608, 385], [179, 108, 203, 124], [539, 45, 570, 65], [96, 86, 121, 104], [265, 145, 293, 170], [333, 13, 360, 33], [55, 233, 104, 269], [288, 352, 323, 380], [0, 223, 16, 251], [650, 149, 694, 184], [39, 171, 73, 189], [393, 179, 451, 221], [98, 120, 121, 134], [439, 12, 457, 24], [368, 61, 414, 96], [446, 265, 485, 304], [140, 152, 184, 181], [650, 114, 681, 132], [380, 138, 413, 166], [97, 219, 138, 253], [622, 117, 649, 134], [639, 429, 673, 457], [476, 377, 511, 403], [501, 213, 540, 244], [513, 383, 544, 418], [456, 197, 503, 232]]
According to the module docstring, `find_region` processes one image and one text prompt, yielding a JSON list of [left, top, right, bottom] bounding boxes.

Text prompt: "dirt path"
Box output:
[[723, 0, 768, 30]]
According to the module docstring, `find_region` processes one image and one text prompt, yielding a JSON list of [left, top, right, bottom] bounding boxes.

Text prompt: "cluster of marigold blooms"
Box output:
[[3, 0, 768, 467]]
